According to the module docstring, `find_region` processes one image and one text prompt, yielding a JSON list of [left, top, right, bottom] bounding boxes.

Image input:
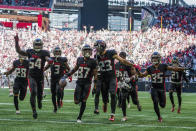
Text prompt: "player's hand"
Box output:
[[14, 34, 19, 42]]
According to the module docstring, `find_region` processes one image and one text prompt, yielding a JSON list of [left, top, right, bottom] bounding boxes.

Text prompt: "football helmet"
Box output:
[[172, 56, 179, 66], [82, 44, 92, 58], [33, 38, 43, 52], [119, 52, 126, 59], [151, 52, 161, 65], [53, 46, 62, 57], [19, 54, 26, 60], [94, 40, 106, 55]]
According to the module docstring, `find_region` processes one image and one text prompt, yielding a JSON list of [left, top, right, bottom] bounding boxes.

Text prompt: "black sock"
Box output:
[[169, 92, 174, 106], [121, 98, 126, 117], [153, 102, 161, 118], [177, 94, 181, 107], [111, 94, 116, 114], [77, 102, 86, 120], [30, 94, 36, 112], [52, 94, 57, 109], [14, 96, 19, 110]]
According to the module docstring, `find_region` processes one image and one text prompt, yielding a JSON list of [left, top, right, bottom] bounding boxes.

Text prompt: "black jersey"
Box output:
[[13, 59, 29, 82], [147, 64, 168, 88], [95, 50, 117, 77], [171, 69, 187, 83], [26, 49, 50, 78], [50, 57, 68, 80], [76, 57, 97, 83], [115, 62, 130, 82]]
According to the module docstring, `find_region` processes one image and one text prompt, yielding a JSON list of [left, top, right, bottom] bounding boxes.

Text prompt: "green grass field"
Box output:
[[0, 88, 196, 131]]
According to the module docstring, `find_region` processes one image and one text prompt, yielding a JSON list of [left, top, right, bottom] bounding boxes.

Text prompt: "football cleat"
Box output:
[[137, 104, 142, 111], [33, 111, 38, 119], [16, 110, 20, 114], [103, 104, 107, 113], [121, 117, 127, 122], [171, 104, 175, 112], [177, 107, 181, 114], [53, 108, 57, 113], [158, 117, 162, 123], [109, 115, 115, 121], [94, 109, 100, 115], [77, 119, 82, 123]]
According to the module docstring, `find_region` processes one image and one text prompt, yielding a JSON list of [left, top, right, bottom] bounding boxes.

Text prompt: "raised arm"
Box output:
[[4, 67, 15, 76], [138, 70, 149, 78], [113, 54, 133, 67], [167, 66, 185, 72], [44, 63, 51, 72], [14, 34, 28, 56], [68, 64, 79, 76], [64, 61, 70, 72]]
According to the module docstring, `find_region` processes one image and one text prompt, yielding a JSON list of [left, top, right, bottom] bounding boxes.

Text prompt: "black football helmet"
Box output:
[[94, 40, 106, 55], [119, 51, 127, 59], [172, 56, 179, 66], [129, 60, 134, 64], [53, 46, 62, 57], [151, 52, 161, 65], [33, 38, 43, 52], [19, 54, 26, 61], [82, 44, 92, 58]]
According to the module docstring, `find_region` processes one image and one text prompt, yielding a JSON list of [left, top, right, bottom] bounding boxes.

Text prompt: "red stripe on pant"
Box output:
[[28, 79, 32, 93], [115, 78, 118, 93]]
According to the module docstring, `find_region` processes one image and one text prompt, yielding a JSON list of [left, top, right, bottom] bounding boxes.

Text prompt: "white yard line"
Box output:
[[0, 118, 196, 129]]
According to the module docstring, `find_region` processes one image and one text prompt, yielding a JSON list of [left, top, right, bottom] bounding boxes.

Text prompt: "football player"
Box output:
[[93, 40, 134, 121], [3, 55, 29, 114], [138, 52, 186, 122], [44, 46, 70, 113], [115, 52, 141, 121], [60, 44, 97, 123], [169, 57, 189, 113], [14, 34, 52, 119]]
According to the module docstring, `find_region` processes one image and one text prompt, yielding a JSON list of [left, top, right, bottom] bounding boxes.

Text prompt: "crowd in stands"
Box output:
[[152, 4, 196, 35], [0, 0, 50, 7], [0, 26, 195, 73]]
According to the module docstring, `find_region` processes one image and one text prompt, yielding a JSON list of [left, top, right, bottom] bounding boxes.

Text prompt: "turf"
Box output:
[[0, 88, 196, 131]]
